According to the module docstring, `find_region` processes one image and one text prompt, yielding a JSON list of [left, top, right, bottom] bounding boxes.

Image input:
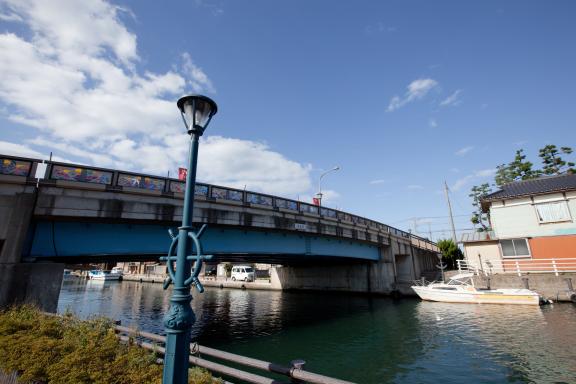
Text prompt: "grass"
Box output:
[[0, 305, 221, 384]]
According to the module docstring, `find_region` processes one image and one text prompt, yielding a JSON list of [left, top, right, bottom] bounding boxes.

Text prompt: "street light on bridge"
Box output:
[[315, 166, 340, 207], [161, 95, 217, 384]]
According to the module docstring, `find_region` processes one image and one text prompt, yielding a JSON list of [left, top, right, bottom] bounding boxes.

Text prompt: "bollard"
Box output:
[[522, 278, 530, 290], [290, 359, 306, 384], [565, 278, 574, 292]]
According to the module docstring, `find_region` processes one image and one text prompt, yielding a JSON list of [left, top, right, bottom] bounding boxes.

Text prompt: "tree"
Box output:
[[469, 183, 492, 232], [539, 145, 575, 175], [494, 163, 515, 187], [494, 149, 540, 187], [510, 149, 541, 180], [436, 239, 464, 270]]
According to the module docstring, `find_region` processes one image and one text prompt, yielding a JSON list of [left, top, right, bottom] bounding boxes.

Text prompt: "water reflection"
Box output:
[[412, 302, 576, 383], [59, 279, 576, 383]]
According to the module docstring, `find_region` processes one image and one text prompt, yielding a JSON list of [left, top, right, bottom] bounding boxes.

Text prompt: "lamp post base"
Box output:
[[162, 293, 195, 384]]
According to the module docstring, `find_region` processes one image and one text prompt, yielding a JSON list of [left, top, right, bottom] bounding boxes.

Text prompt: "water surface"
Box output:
[[58, 278, 576, 383]]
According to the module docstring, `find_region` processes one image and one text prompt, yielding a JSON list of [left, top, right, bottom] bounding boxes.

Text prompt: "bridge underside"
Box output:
[[27, 220, 381, 265]]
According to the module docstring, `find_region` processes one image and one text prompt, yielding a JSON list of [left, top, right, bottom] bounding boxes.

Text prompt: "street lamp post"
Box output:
[[315, 166, 340, 206], [161, 95, 217, 384]]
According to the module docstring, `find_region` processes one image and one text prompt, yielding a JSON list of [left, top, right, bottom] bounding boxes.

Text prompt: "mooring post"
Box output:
[[290, 359, 306, 383], [522, 278, 530, 290], [565, 278, 574, 292]]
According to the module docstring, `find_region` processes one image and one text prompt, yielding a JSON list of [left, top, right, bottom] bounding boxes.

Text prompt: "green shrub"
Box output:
[[0, 306, 220, 384]]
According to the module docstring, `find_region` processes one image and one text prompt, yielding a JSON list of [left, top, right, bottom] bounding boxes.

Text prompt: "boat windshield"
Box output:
[[447, 277, 471, 285]]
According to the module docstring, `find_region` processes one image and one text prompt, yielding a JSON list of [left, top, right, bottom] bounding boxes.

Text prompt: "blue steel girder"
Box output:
[[27, 221, 380, 263]]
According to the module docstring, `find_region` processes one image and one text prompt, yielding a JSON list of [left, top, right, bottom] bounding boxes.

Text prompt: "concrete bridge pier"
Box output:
[[0, 187, 64, 312], [270, 245, 412, 294]]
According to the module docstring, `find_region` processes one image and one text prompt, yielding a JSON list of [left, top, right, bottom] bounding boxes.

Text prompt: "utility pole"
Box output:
[[411, 218, 418, 235], [444, 181, 458, 244], [428, 222, 433, 241]]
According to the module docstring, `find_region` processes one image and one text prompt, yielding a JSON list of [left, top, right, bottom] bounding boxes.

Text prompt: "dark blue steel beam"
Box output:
[[28, 221, 380, 262]]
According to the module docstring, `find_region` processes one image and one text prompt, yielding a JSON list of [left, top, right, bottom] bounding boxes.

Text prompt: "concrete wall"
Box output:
[[272, 261, 397, 294], [490, 192, 576, 239], [472, 273, 576, 302], [463, 241, 502, 271], [0, 263, 64, 312], [0, 178, 64, 311], [270, 244, 426, 295]]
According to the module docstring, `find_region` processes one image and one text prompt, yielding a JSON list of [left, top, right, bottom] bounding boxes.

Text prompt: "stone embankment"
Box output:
[[121, 274, 279, 291]]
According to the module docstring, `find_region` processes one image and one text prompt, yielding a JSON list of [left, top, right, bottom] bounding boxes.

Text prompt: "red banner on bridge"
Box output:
[[178, 167, 187, 181]]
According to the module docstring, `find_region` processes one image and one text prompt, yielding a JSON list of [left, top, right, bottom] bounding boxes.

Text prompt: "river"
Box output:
[[58, 278, 576, 383]]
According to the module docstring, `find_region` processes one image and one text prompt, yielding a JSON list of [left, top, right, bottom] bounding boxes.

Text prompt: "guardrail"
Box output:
[[114, 324, 355, 384], [0, 153, 439, 252], [458, 258, 576, 276]]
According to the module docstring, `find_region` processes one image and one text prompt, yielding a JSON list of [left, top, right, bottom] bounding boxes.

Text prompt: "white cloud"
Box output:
[[387, 78, 438, 112], [0, 11, 22, 22], [440, 89, 463, 107], [364, 22, 397, 35], [475, 169, 496, 177], [0, 140, 71, 162], [369, 179, 388, 185], [513, 140, 528, 147], [407, 184, 424, 190], [455, 146, 474, 156], [429, 118, 438, 128], [319, 190, 340, 204], [0, 140, 45, 158], [451, 168, 496, 191], [300, 189, 340, 208], [0, 0, 316, 198], [197, 136, 312, 196], [181, 52, 215, 94]]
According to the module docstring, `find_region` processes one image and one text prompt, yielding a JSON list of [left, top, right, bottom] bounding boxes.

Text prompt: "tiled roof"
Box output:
[[482, 173, 576, 202]]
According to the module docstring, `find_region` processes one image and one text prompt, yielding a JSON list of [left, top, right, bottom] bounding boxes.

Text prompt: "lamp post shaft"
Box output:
[[317, 167, 339, 207], [163, 132, 201, 384]]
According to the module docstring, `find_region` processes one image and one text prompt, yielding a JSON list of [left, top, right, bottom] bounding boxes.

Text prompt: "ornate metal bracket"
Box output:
[[160, 224, 213, 292]]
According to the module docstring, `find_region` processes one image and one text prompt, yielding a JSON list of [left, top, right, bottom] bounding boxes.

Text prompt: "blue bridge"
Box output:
[[0, 154, 439, 311]]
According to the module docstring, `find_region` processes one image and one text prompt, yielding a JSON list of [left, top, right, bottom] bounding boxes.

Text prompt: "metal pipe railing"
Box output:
[[458, 258, 576, 276], [115, 325, 355, 384]]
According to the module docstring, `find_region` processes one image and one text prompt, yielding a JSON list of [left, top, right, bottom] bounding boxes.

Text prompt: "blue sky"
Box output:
[[1, 0, 575, 240]]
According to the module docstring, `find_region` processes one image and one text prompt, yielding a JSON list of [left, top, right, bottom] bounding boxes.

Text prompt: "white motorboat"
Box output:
[[88, 269, 121, 281], [412, 273, 542, 305]]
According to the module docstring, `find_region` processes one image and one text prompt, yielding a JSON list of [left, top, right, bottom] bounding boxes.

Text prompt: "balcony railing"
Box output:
[[458, 258, 576, 276]]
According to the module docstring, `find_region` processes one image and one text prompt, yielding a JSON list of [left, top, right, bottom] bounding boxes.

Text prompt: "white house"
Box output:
[[461, 173, 576, 274]]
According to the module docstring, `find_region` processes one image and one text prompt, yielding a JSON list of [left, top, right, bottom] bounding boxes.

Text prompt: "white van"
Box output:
[[231, 265, 255, 282]]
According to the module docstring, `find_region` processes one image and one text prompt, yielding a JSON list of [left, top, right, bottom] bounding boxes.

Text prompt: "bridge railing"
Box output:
[[0, 153, 439, 251]]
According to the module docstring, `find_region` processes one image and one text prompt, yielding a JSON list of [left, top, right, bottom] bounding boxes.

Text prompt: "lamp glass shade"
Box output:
[[178, 95, 217, 132]]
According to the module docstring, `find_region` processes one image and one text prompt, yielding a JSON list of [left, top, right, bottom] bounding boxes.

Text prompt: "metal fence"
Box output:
[[0, 371, 18, 384], [0, 154, 439, 252], [115, 325, 355, 384], [458, 258, 576, 276]]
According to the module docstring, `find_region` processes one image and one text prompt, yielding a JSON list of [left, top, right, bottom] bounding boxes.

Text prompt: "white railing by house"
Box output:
[[457, 258, 576, 277]]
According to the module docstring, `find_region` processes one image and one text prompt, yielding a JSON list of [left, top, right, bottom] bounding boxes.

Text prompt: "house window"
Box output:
[[535, 201, 571, 223], [500, 239, 530, 258]]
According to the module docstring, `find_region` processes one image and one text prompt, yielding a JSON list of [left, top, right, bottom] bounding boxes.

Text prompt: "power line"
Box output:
[[390, 214, 469, 224]]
